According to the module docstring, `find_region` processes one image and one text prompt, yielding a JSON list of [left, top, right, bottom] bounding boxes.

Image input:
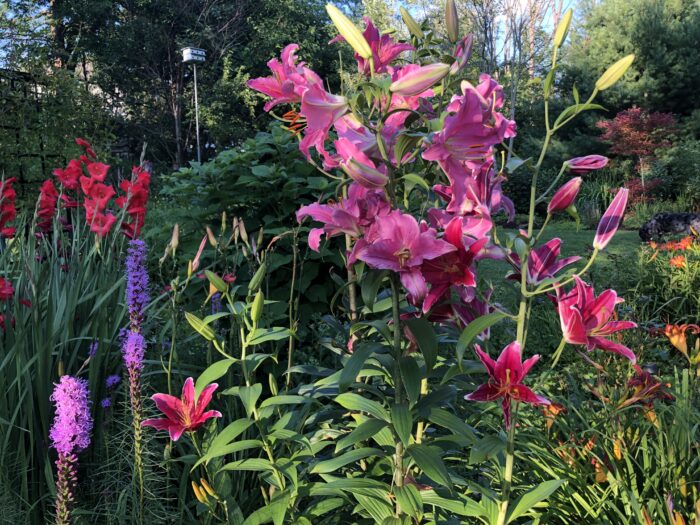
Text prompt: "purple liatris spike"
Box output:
[[105, 374, 121, 390], [50, 376, 93, 525], [122, 331, 145, 375], [88, 340, 98, 358], [211, 292, 222, 315], [125, 239, 150, 331]]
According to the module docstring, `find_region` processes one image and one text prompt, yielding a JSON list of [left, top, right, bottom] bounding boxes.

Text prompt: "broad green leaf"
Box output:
[[336, 419, 389, 453], [399, 356, 422, 407], [456, 312, 509, 362], [311, 447, 385, 474], [259, 395, 314, 408], [339, 343, 376, 391], [428, 408, 476, 443], [407, 444, 453, 489], [469, 433, 506, 464], [194, 440, 263, 469], [335, 393, 390, 422], [220, 458, 273, 472], [401, 172, 430, 191], [239, 384, 262, 417], [361, 269, 388, 311], [506, 479, 566, 523], [394, 484, 423, 519], [403, 317, 437, 372], [195, 359, 235, 396], [242, 491, 290, 525], [247, 327, 292, 345], [391, 403, 413, 446], [553, 103, 606, 129], [421, 490, 485, 517]]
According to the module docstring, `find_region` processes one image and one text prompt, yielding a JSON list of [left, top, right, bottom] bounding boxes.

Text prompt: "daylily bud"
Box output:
[[170, 223, 180, 253], [450, 34, 473, 75], [553, 8, 573, 49], [187, 260, 193, 279], [595, 54, 635, 91], [400, 7, 423, 39], [192, 235, 207, 272], [192, 481, 208, 504], [326, 4, 372, 60], [239, 219, 249, 246], [200, 478, 217, 498], [390, 63, 450, 96], [221, 212, 227, 235], [548, 177, 582, 213], [206, 226, 217, 248], [566, 155, 608, 174], [251, 290, 264, 323], [445, 0, 459, 43], [594, 188, 628, 250]]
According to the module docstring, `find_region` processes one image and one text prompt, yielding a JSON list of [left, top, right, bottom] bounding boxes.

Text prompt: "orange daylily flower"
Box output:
[[663, 324, 700, 357], [669, 255, 686, 268]]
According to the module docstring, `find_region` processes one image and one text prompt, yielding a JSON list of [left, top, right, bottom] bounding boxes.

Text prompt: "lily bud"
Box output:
[[594, 188, 628, 250], [170, 223, 180, 253], [566, 155, 609, 174], [192, 481, 208, 504], [552, 8, 573, 49], [239, 218, 249, 246], [187, 260, 193, 279], [548, 177, 582, 213], [326, 4, 372, 59], [248, 262, 267, 293], [400, 7, 423, 39], [450, 34, 473, 75], [206, 226, 217, 248], [390, 63, 450, 96], [200, 478, 217, 499], [251, 290, 264, 323], [221, 212, 227, 235], [256, 227, 264, 249], [445, 0, 459, 43], [595, 54, 635, 91]]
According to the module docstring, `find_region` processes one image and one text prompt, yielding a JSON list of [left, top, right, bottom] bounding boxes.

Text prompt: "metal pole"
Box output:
[[194, 63, 201, 163]]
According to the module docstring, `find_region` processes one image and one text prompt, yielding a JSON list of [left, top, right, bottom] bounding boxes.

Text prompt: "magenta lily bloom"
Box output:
[[556, 276, 637, 362], [567, 155, 609, 174], [296, 183, 390, 251], [450, 34, 474, 75], [299, 83, 349, 166], [352, 210, 456, 302], [142, 377, 222, 441], [333, 17, 413, 76], [247, 44, 321, 111], [594, 188, 628, 250], [465, 341, 549, 428], [335, 137, 388, 188], [510, 238, 581, 286], [548, 177, 582, 213]]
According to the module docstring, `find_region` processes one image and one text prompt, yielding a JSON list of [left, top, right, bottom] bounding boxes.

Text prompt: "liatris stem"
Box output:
[[123, 331, 146, 522], [54, 452, 77, 525]]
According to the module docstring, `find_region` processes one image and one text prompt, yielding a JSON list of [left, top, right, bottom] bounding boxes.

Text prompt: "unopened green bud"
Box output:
[[251, 290, 264, 323], [445, 0, 459, 43]]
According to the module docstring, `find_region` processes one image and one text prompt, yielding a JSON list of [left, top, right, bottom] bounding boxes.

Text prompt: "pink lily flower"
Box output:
[[567, 155, 609, 174], [555, 276, 637, 362], [421, 216, 488, 312], [296, 183, 390, 251], [548, 177, 582, 213], [247, 44, 322, 111], [351, 210, 456, 302], [450, 34, 474, 75], [465, 341, 549, 428], [594, 188, 628, 250], [142, 377, 222, 441], [299, 83, 349, 166], [422, 76, 516, 168], [335, 137, 388, 188], [510, 238, 581, 286], [332, 17, 413, 76], [334, 114, 377, 154]]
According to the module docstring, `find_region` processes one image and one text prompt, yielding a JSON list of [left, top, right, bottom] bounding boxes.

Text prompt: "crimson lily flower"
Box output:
[[465, 341, 549, 428], [556, 276, 637, 362], [566, 155, 608, 174], [594, 188, 628, 250], [510, 238, 581, 286], [142, 377, 222, 441]]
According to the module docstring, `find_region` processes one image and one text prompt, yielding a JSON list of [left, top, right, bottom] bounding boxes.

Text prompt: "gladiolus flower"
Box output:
[[548, 177, 582, 213], [593, 188, 628, 250], [465, 341, 549, 428], [0, 177, 17, 238], [566, 155, 608, 174], [555, 276, 637, 362], [87, 211, 117, 237], [390, 63, 450, 96], [142, 377, 222, 441], [75, 138, 97, 159], [335, 137, 388, 188], [37, 180, 58, 231], [0, 277, 14, 301], [53, 159, 83, 191], [86, 162, 109, 181]]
